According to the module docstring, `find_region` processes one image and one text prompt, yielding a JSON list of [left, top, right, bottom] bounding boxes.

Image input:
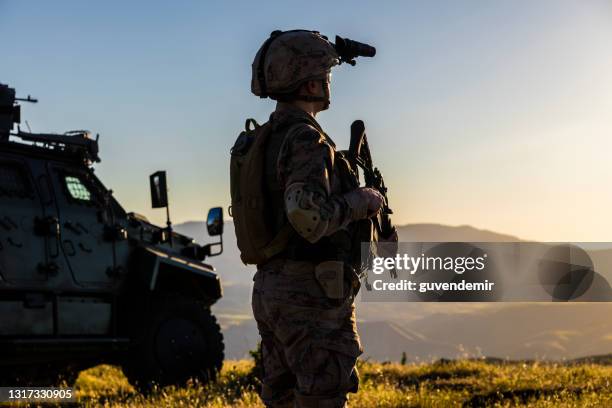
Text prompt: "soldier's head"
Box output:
[[251, 30, 339, 113]]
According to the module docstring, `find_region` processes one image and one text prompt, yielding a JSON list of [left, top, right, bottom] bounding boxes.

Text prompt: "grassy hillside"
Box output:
[[73, 359, 612, 407]]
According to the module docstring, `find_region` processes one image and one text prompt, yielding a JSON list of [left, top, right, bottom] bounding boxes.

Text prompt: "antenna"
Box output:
[[15, 95, 38, 104]]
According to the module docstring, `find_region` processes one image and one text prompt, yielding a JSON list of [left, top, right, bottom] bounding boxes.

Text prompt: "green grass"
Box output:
[[72, 359, 612, 407]]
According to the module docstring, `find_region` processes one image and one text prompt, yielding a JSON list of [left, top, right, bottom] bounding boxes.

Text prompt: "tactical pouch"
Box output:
[[314, 261, 345, 299]]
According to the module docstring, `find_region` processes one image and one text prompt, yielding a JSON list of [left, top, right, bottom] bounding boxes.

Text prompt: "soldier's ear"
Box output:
[[304, 80, 320, 96]]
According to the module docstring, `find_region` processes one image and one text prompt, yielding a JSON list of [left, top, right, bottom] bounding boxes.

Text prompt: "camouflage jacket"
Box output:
[[265, 103, 365, 261]]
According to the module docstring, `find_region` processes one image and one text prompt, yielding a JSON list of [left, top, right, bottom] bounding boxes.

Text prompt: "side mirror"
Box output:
[[150, 171, 168, 208], [206, 207, 224, 236], [199, 207, 224, 258]]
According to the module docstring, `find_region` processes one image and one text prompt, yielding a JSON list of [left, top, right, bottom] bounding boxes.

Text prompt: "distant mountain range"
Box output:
[[395, 223, 521, 242], [174, 221, 612, 362]]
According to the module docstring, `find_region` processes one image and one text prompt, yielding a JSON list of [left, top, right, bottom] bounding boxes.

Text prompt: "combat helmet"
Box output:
[[251, 30, 339, 100]]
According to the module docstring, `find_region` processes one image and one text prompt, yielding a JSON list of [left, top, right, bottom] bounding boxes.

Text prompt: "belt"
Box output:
[[276, 243, 340, 263]]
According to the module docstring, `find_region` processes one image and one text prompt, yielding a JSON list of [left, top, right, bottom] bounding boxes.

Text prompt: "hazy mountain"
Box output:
[[359, 303, 612, 362], [174, 221, 612, 361], [396, 223, 520, 242]]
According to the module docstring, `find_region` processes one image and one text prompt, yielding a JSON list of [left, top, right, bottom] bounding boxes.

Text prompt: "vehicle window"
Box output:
[[0, 162, 33, 199], [65, 175, 92, 202]]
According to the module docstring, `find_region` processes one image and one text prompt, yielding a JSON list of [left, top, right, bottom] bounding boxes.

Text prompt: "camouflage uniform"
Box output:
[[246, 30, 382, 408], [252, 103, 364, 408], [252, 259, 360, 408]]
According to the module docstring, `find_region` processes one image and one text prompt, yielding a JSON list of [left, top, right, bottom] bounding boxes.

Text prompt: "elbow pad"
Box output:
[[285, 183, 329, 243]]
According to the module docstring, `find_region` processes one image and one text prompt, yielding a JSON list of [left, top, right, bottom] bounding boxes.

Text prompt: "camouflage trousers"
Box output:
[[252, 258, 362, 408]]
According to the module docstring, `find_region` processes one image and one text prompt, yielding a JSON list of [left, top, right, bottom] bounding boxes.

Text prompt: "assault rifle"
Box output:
[[348, 119, 396, 241], [348, 120, 398, 283]]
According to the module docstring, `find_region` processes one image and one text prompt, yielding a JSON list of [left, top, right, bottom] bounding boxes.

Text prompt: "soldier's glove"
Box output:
[[344, 187, 384, 221]]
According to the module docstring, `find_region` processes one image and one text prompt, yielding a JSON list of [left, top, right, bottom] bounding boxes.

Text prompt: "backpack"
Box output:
[[230, 118, 293, 265]]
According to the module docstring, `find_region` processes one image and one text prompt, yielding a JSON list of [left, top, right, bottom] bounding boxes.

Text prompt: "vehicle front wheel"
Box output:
[[122, 295, 224, 391]]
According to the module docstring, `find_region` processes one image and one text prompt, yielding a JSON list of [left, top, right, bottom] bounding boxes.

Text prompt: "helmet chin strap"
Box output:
[[293, 79, 330, 110]]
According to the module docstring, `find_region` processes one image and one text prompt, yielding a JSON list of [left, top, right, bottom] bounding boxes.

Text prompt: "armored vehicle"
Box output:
[[0, 83, 224, 389]]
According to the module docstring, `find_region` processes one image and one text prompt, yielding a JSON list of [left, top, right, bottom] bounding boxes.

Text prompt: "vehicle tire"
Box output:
[[122, 294, 224, 391]]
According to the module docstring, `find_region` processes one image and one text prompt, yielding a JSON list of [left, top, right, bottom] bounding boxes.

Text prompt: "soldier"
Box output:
[[244, 30, 392, 407]]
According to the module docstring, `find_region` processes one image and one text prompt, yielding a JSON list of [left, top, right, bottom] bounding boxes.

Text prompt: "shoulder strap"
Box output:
[[256, 115, 337, 263], [257, 120, 317, 262], [291, 116, 337, 149], [245, 118, 260, 131]]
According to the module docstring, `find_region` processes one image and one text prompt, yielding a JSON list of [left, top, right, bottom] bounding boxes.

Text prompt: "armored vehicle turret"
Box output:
[[0, 83, 224, 389]]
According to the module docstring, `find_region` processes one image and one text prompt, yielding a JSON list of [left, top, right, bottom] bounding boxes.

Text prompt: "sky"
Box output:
[[2, 0, 612, 242]]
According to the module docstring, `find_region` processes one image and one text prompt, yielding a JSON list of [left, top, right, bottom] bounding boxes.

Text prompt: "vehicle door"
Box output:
[[49, 164, 117, 287]]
